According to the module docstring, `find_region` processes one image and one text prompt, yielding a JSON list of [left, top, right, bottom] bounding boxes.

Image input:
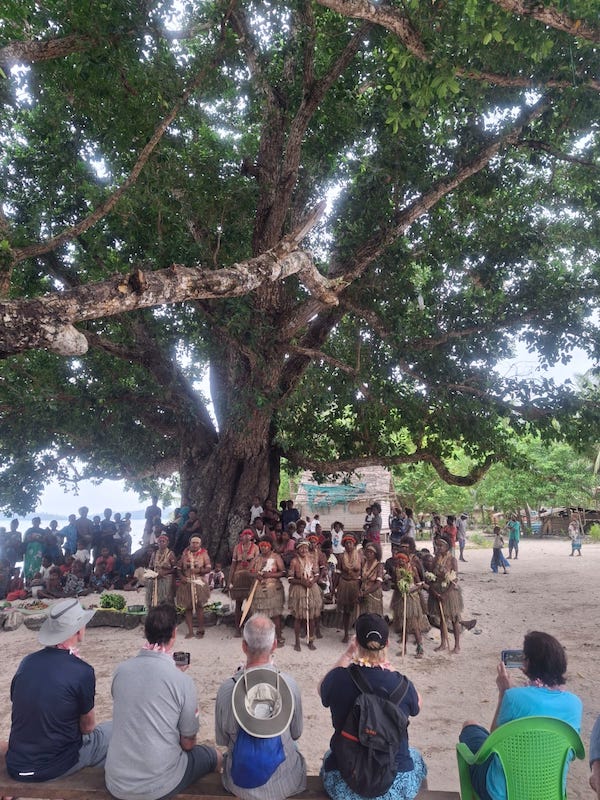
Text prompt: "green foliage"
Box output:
[[0, 0, 600, 525], [587, 524, 600, 543], [391, 437, 598, 516]]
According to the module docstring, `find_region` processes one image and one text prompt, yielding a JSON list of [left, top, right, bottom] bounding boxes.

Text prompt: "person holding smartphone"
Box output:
[[105, 604, 221, 800], [458, 630, 582, 800]]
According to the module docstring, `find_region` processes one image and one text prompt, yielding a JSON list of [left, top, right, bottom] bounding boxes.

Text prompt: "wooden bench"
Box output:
[[0, 764, 459, 799]]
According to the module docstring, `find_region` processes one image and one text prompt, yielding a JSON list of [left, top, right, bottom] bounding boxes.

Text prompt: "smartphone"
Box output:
[[173, 651, 191, 666], [501, 649, 524, 669]]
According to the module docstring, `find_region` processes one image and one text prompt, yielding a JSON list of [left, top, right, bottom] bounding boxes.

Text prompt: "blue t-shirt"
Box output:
[[320, 665, 419, 773], [485, 686, 582, 800], [7, 647, 95, 781]]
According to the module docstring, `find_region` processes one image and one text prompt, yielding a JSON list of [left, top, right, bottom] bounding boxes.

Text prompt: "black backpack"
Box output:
[[331, 664, 409, 798]]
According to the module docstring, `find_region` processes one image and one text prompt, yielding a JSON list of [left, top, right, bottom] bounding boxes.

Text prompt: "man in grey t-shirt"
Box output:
[[105, 605, 220, 800], [215, 614, 306, 800]]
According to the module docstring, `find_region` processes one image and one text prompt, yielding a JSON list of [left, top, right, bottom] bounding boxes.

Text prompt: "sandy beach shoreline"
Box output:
[[1, 537, 598, 797]]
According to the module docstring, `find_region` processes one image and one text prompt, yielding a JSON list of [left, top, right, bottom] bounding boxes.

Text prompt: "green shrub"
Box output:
[[468, 533, 488, 547], [587, 524, 600, 542]]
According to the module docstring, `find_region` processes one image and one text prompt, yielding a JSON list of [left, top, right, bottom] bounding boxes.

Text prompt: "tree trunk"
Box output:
[[179, 411, 280, 562]]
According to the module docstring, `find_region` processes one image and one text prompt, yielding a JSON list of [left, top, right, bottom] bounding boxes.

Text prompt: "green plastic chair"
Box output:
[[456, 716, 585, 800]]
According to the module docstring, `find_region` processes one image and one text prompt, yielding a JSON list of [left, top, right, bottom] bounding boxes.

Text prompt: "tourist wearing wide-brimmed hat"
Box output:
[[5, 598, 112, 782], [215, 614, 306, 800]]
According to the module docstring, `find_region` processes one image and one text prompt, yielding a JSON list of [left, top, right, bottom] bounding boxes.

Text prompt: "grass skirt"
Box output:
[[251, 579, 284, 616], [321, 747, 427, 800], [359, 587, 383, 616], [438, 585, 463, 623], [145, 575, 174, 608], [229, 568, 254, 601], [289, 583, 323, 619], [336, 578, 360, 614], [391, 591, 428, 634], [176, 578, 210, 610]]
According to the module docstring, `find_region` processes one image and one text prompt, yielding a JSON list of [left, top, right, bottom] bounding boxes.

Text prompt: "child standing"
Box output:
[[569, 520, 583, 556], [491, 526, 508, 574]]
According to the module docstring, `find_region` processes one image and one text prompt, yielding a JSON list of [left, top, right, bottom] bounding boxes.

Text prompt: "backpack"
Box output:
[[229, 668, 294, 789], [331, 664, 409, 798], [230, 728, 285, 788]]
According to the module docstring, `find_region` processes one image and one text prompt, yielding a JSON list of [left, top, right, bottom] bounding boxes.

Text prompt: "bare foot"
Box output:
[[434, 643, 447, 652], [342, 634, 349, 644], [185, 633, 194, 639], [196, 630, 205, 638], [316, 631, 323, 639], [308, 641, 316, 651], [452, 646, 461, 654], [294, 643, 301, 652]]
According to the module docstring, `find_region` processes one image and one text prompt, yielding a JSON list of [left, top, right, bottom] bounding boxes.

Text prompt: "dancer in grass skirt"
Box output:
[[335, 534, 362, 643], [289, 539, 322, 651], [250, 536, 286, 647], [390, 552, 427, 658], [176, 535, 211, 639], [358, 541, 384, 616], [228, 528, 260, 634]]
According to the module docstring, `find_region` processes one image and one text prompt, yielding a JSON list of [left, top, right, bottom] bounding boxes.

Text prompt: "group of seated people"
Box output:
[[0, 506, 139, 600], [3, 599, 598, 800]]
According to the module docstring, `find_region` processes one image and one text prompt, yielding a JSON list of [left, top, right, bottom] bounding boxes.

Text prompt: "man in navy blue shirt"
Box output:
[[6, 598, 112, 782]]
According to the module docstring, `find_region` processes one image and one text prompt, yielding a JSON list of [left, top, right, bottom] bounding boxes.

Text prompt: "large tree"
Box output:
[[1, 0, 599, 557]]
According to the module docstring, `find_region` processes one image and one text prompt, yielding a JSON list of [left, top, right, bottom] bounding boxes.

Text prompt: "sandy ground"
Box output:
[[1, 537, 598, 797]]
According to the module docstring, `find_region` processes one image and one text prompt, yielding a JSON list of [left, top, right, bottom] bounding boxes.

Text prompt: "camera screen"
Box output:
[[501, 649, 524, 668]]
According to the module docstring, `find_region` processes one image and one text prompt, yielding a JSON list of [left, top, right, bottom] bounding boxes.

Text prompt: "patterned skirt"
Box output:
[[251, 578, 285, 617], [321, 747, 427, 800], [288, 583, 323, 619], [176, 578, 210, 610], [229, 568, 255, 601], [336, 578, 360, 614]]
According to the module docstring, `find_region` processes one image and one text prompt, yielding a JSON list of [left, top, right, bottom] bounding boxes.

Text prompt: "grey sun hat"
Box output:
[[232, 667, 295, 738], [38, 598, 95, 646]]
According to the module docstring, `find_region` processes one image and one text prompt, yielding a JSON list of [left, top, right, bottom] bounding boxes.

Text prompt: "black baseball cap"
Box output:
[[355, 613, 389, 650]]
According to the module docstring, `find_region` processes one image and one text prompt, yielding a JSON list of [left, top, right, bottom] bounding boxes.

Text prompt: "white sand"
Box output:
[[0, 538, 598, 797]]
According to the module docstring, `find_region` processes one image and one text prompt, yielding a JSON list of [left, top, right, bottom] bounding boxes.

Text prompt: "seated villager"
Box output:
[[459, 630, 583, 800], [6, 598, 112, 782], [215, 614, 306, 800], [37, 566, 67, 599], [105, 604, 220, 800], [319, 613, 427, 800]]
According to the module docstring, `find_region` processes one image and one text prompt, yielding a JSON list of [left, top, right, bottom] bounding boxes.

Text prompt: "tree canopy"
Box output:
[[1, 0, 600, 555]]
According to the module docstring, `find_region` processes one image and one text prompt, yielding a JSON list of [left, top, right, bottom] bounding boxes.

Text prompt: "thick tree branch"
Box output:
[[285, 450, 496, 486], [0, 34, 95, 70], [491, 0, 600, 43], [314, 0, 428, 60], [0, 205, 335, 357]]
